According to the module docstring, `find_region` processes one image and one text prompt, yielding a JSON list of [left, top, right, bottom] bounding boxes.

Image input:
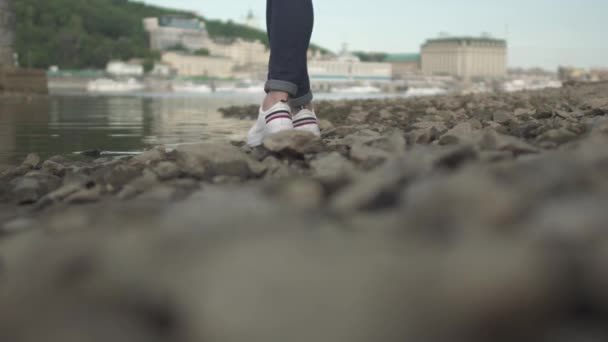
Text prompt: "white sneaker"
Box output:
[[292, 108, 321, 137], [246, 101, 293, 147]]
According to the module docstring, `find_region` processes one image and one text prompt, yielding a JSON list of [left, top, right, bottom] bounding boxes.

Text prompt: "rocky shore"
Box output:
[[1, 82, 608, 341]]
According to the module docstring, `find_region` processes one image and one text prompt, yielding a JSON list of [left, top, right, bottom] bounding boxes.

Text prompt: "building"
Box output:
[[242, 10, 261, 29], [206, 38, 269, 67], [384, 53, 420, 79], [421, 36, 507, 79], [106, 60, 144, 76], [161, 52, 235, 78], [150, 62, 176, 77], [308, 45, 392, 83], [308, 60, 392, 83], [144, 16, 209, 52], [0, 0, 15, 66]]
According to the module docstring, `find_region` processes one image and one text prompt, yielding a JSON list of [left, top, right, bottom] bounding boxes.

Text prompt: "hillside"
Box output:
[[13, 0, 327, 70]]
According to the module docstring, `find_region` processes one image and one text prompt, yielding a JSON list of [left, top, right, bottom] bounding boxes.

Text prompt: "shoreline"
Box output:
[[1, 82, 608, 340]]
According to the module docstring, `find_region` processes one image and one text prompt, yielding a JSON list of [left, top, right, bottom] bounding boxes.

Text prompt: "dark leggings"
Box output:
[[265, 0, 314, 107]]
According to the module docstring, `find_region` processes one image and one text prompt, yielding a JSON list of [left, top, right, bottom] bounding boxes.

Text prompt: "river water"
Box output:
[[0, 92, 265, 167], [0, 91, 408, 168]]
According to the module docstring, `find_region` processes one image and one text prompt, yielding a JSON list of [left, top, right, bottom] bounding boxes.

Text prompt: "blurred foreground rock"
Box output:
[[2, 82, 608, 342]]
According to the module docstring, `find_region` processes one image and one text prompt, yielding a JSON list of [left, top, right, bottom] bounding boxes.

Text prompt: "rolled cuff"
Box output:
[[264, 80, 298, 97], [289, 91, 314, 108]]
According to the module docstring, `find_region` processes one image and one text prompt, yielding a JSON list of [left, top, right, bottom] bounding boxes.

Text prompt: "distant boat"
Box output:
[[406, 87, 447, 97], [216, 81, 265, 94], [172, 82, 213, 93], [503, 79, 562, 92], [86, 78, 144, 93], [332, 86, 382, 94]]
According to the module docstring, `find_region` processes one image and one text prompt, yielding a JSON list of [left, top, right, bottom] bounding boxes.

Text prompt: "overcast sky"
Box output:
[[141, 0, 608, 70]]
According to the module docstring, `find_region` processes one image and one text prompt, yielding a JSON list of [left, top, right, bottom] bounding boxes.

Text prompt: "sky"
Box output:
[[141, 0, 608, 70]]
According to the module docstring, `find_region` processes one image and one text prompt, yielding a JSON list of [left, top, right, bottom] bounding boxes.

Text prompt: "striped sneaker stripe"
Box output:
[[292, 117, 317, 125], [293, 117, 318, 128], [266, 115, 292, 124], [265, 109, 291, 120]]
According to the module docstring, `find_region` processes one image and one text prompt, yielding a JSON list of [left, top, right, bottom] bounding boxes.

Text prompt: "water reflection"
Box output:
[[0, 94, 260, 167]]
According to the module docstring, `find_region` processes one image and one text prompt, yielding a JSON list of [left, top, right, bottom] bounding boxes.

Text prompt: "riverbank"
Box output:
[[1, 82, 608, 341]]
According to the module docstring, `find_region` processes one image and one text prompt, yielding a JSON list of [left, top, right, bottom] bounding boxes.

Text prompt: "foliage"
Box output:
[[352, 51, 388, 62], [194, 48, 210, 56]]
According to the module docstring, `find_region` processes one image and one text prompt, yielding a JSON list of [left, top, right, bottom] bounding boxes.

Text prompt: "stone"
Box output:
[[152, 161, 181, 181], [330, 157, 417, 212], [10, 174, 62, 205], [350, 144, 392, 169], [278, 179, 325, 210], [349, 131, 406, 169], [1, 218, 35, 235], [176, 143, 263, 180], [136, 185, 177, 202], [433, 144, 478, 170], [493, 110, 517, 125], [117, 169, 160, 200], [95, 163, 142, 192], [262, 130, 323, 156], [318, 119, 334, 132], [514, 108, 534, 117], [411, 121, 448, 132], [129, 146, 167, 165], [260, 156, 291, 179], [21, 153, 41, 169], [41, 160, 66, 177], [479, 129, 540, 155], [439, 122, 478, 145], [65, 185, 103, 204], [537, 128, 579, 145], [310, 152, 356, 184]]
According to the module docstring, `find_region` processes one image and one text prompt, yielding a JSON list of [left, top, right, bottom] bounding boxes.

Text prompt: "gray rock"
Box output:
[[350, 144, 392, 169], [152, 161, 181, 181], [10, 174, 62, 205], [129, 146, 167, 165], [408, 121, 448, 145], [277, 179, 325, 210], [439, 122, 479, 145], [118, 169, 160, 200], [65, 185, 103, 204], [262, 130, 323, 155], [95, 163, 142, 192], [176, 143, 264, 180], [41, 160, 66, 177], [310, 152, 356, 184], [479, 129, 540, 155], [318, 119, 334, 132], [493, 110, 517, 125], [537, 128, 579, 145], [21, 153, 41, 169], [1, 218, 35, 235], [136, 185, 177, 202], [331, 157, 415, 212], [260, 156, 291, 179]]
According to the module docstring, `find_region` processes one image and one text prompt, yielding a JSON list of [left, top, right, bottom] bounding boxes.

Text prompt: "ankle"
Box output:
[[292, 102, 314, 113], [263, 91, 289, 111]]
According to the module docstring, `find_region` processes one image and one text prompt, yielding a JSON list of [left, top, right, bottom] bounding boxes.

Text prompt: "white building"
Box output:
[[162, 52, 235, 78], [144, 16, 210, 52], [106, 60, 144, 76], [206, 38, 269, 67], [421, 36, 507, 79], [308, 45, 392, 83], [242, 10, 261, 29], [150, 62, 176, 77]]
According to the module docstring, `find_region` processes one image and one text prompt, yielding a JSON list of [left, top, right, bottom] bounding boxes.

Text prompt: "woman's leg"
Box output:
[[265, 0, 314, 108]]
